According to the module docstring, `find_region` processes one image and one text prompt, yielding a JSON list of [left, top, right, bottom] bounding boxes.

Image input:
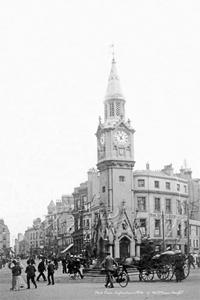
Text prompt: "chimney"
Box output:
[[162, 164, 174, 176], [179, 167, 192, 179]]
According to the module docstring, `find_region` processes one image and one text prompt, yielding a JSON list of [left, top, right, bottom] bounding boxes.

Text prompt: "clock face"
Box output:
[[114, 131, 128, 146], [99, 133, 105, 145]]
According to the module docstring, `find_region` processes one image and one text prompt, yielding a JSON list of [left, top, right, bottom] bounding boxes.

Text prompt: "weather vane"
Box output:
[[110, 43, 115, 61]]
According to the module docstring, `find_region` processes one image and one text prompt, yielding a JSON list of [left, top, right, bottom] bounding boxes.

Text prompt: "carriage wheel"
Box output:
[[117, 271, 129, 288], [156, 265, 170, 281], [183, 263, 190, 279], [165, 264, 174, 280], [141, 268, 154, 281]]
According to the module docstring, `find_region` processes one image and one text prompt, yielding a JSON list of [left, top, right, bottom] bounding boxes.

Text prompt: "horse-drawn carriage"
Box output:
[[122, 250, 190, 282]]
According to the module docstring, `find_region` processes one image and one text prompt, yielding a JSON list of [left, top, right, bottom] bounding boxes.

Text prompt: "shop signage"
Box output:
[[150, 213, 187, 220]]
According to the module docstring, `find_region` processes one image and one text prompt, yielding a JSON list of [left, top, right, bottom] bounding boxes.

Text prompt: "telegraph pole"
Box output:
[[162, 211, 165, 252], [187, 202, 190, 254]]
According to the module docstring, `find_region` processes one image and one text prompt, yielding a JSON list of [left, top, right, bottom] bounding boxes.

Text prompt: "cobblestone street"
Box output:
[[0, 261, 200, 300]]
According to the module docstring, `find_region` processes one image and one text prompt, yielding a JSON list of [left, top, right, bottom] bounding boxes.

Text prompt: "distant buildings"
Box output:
[[0, 219, 10, 257]]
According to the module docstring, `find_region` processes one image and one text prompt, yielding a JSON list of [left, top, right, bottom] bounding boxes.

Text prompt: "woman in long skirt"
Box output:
[[17, 258, 26, 288]]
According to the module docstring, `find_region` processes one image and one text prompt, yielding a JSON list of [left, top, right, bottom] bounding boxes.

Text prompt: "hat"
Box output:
[[175, 250, 181, 254], [106, 252, 111, 255]]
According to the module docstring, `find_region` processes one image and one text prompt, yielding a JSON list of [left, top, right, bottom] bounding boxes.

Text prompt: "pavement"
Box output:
[[0, 260, 200, 300]]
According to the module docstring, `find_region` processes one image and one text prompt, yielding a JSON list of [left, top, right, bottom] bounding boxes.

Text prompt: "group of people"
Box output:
[[8, 256, 56, 291], [61, 255, 84, 279]]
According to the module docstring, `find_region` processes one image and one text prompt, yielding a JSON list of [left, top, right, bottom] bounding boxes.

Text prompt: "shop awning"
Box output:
[[61, 243, 73, 253]]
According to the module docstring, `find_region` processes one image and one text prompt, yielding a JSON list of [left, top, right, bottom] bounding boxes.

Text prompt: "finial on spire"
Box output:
[[122, 199, 126, 211], [110, 43, 115, 62]]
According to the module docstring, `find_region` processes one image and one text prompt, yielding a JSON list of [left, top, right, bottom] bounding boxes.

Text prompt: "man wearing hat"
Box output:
[[101, 252, 118, 288]]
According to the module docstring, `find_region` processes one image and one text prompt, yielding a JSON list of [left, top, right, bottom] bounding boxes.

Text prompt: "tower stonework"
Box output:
[[95, 59, 136, 258]]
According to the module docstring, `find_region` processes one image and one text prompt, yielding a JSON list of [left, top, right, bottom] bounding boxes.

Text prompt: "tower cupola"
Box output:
[[104, 59, 126, 123]]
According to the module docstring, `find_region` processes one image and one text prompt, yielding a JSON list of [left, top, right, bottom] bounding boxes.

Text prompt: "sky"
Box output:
[[0, 0, 199, 245]]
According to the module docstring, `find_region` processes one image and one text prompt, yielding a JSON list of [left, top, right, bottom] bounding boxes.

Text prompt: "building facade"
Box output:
[[72, 168, 99, 258], [133, 164, 189, 254], [24, 218, 44, 256], [44, 195, 74, 256], [175, 167, 200, 254]]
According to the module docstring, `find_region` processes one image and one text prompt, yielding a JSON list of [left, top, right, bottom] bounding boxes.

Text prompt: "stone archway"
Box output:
[[119, 236, 130, 259]]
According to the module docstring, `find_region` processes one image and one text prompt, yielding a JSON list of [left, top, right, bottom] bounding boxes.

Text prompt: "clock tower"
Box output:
[[95, 58, 136, 258]]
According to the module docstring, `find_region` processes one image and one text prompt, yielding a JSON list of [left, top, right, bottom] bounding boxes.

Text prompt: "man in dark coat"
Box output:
[[101, 252, 118, 288], [174, 253, 185, 282], [73, 257, 84, 279], [67, 256, 74, 276], [25, 261, 37, 289], [47, 260, 55, 285], [62, 257, 67, 274], [36, 258, 47, 281]]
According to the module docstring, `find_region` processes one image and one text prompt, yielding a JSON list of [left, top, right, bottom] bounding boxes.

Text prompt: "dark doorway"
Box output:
[[119, 237, 130, 259]]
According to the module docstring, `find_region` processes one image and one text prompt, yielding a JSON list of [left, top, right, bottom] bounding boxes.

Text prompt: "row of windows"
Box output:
[[138, 218, 188, 237], [74, 217, 91, 231], [30, 232, 43, 239], [138, 179, 187, 192], [137, 197, 187, 214], [74, 196, 89, 211], [190, 239, 199, 248]]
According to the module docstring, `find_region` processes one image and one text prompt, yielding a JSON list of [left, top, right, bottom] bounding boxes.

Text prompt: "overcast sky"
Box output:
[[0, 0, 199, 245]]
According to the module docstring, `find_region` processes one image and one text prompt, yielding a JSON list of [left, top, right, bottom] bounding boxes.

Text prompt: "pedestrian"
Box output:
[[53, 257, 58, 270], [36, 258, 47, 281], [17, 258, 26, 288], [62, 257, 67, 274], [101, 252, 118, 288], [174, 253, 185, 282], [67, 255, 74, 277], [25, 260, 37, 289], [11, 260, 22, 291], [27, 256, 36, 266], [73, 257, 84, 279], [188, 253, 195, 269], [47, 260, 55, 285], [2, 256, 6, 267]]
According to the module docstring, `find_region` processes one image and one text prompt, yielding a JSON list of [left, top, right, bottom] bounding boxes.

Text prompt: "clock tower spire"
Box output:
[[104, 58, 126, 124]]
